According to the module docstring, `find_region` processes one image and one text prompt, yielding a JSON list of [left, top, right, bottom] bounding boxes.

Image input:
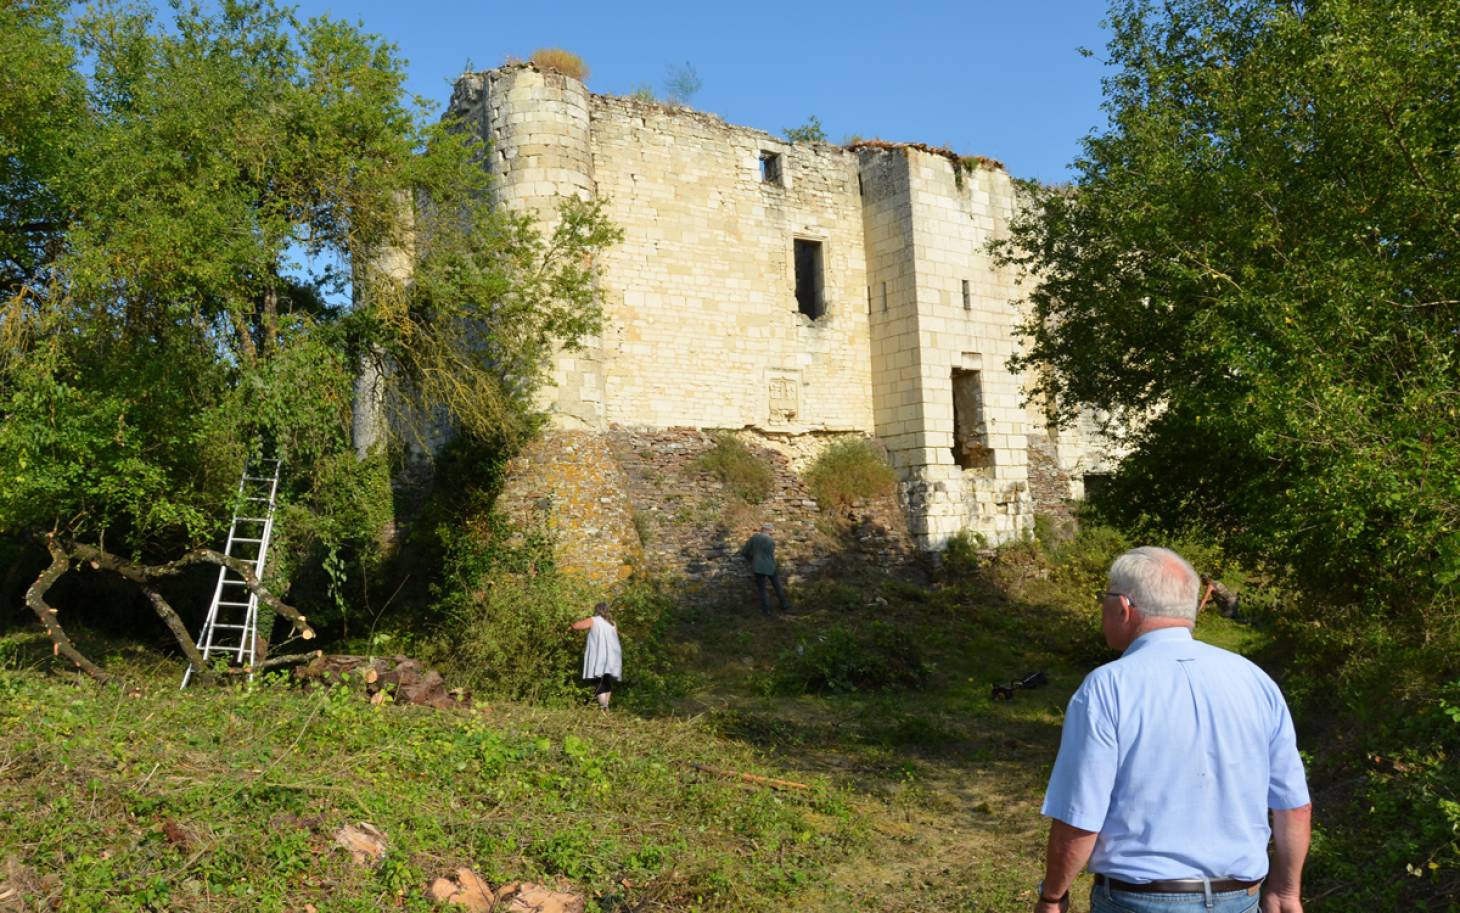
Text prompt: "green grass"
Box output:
[[0, 527, 1288, 913], [0, 649, 859, 913]]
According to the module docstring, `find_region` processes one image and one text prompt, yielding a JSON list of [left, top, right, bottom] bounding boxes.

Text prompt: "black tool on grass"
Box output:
[[991, 670, 1049, 702]]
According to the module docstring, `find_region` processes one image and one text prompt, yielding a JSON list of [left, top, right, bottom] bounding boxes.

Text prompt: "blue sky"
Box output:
[[283, 0, 1114, 184]]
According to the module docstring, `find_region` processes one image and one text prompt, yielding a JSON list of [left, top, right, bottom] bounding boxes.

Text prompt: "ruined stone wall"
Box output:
[[494, 431, 640, 586], [605, 428, 915, 583], [584, 96, 875, 434], [450, 66, 1116, 554], [450, 67, 608, 429]]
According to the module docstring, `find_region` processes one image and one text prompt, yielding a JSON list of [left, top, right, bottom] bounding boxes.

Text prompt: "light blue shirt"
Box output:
[[1041, 627, 1309, 882]]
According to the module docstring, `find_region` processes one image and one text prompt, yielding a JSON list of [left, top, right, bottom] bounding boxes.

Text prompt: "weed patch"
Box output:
[[697, 434, 774, 504], [773, 621, 928, 694], [802, 439, 896, 510]]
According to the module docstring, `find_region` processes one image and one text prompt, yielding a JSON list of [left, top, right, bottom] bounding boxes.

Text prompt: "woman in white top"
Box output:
[[569, 602, 622, 711]]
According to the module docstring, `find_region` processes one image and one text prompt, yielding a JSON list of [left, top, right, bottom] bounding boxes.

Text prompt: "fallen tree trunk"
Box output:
[[23, 532, 317, 684]]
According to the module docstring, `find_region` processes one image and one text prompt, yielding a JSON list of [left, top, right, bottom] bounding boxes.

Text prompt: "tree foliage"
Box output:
[[783, 115, 827, 144], [0, 1, 619, 645], [1002, 7, 1460, 900], [1000, 0, 1460, 609]]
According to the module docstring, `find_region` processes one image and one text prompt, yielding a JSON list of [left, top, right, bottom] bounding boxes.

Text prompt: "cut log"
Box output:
[[292, 655, 468, 709]]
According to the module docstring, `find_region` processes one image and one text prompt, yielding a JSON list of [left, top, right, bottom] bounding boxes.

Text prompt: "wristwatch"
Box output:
[[1037, 880, 1068, 905]]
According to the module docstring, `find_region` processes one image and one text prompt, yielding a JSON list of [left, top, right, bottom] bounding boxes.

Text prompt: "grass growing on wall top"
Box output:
[[528, 48, 589, 81], [697, 433, 774, 505], [803, 439, 897, 511]]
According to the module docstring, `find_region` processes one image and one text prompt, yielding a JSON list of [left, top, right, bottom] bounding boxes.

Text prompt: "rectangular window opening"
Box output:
[[866, 286, 873, 315], [880, 281, 888, 313], [794, 239, 825, 319], [759, 151, 782, 184], [962, 279, 971, 311], [951, 368, 995, 473]]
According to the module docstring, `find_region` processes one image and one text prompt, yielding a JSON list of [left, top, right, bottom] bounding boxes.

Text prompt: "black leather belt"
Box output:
[[1094, 874, 1263, 894]]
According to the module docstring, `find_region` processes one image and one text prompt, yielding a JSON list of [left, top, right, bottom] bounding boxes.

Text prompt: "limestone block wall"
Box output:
[[451, 67, 607, 429], [857, 147, 1033, 547], [586, 95, 875, 434], [859, 149, 926, 464]]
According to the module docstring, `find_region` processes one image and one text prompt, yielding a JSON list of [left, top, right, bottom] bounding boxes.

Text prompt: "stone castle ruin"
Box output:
[[440, 64, 1113, 562]]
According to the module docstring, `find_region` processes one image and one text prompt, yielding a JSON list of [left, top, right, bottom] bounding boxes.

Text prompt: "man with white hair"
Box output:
[[1034, 546, 1311, 913]]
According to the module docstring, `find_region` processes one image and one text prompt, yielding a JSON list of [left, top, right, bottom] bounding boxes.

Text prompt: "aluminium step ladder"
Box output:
[[181, 458, 282, 688]]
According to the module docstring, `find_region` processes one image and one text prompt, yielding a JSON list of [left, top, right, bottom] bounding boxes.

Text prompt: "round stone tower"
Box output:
[[448, 64, 604, 429], [450, 64, 595, 224]]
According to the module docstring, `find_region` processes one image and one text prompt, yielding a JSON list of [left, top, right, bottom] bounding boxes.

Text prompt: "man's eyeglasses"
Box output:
[[1096, 590, 1130, 605]]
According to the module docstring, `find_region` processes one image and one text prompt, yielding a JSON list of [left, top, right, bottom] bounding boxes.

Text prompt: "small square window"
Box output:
[[759, 151, 782, 184]]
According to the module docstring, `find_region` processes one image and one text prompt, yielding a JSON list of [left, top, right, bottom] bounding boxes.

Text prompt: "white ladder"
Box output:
[[181, 458, 282, 688]]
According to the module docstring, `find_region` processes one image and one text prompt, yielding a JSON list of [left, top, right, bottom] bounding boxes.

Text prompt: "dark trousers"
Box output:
[[753, 572, 789, 614]]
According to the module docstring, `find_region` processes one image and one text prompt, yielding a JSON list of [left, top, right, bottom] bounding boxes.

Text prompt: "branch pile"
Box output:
[[23, 533, 316, 683]]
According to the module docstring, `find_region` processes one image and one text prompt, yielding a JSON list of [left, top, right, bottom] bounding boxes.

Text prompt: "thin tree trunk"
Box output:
[[232, 310, 258, 366], [262, 283, 279, 355], [24, 537, 112, 682]]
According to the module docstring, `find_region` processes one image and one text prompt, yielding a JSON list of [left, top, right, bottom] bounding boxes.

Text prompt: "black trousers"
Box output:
[[753, 572, 789, 613]]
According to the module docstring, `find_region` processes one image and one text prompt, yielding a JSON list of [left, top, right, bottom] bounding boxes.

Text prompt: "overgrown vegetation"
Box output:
[[423, 514, 683, 710], [0, 0, 619, 677], [697, 434, 774, 505], [528, 48, 589, 80], [802, 438, 897, 511], [997, 2, 1460, 904], [772, 620, 928, 694]]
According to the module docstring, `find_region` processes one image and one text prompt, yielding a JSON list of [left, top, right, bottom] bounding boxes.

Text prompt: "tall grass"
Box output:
[[803, 438, 897, 510], [698, 434, 774, 504]]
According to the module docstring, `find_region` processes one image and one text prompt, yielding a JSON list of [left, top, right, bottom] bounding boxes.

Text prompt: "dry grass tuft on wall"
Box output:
[[804, 439, 898, 510], [528, 48, 589, 81], [698, 433, 774, 505]]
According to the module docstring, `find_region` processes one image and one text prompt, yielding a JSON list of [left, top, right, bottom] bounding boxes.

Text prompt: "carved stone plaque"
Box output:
[[767, 371, 800, 424]]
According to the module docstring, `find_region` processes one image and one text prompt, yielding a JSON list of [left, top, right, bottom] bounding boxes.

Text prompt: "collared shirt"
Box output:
[[1041, 627, 1309, 882]]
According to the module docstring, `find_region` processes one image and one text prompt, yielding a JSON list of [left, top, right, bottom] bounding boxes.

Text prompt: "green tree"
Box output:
[[0, 0, 619, 677], [783, 115, 827, 144], [1000, 0, 1460, 609], [1000, 6, 1460, 902]]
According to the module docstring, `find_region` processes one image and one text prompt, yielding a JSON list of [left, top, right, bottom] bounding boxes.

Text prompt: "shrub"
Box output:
[[803, 438, 897, 510], [426, 516, 596, 704], [528, 48, 589, 80], [427, 511, 680, 708], [939, 529, 987, 579], [773, 621, 928, 694], [698, 433, 774, 504]]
